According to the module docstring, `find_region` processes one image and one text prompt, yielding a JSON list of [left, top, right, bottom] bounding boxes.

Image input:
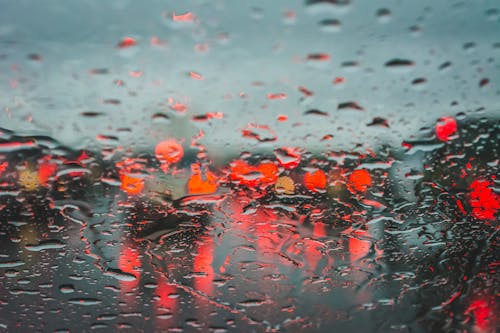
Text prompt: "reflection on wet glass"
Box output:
[[0, 0, 499, 332]]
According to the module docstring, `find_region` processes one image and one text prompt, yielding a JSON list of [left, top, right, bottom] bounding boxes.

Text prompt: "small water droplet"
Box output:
[[304, 109, 328, 116], [319, 19, 342, 32], [25, 240, 66, 252], [104, 268, 137, 282], [412, 77, 427, 85], [438, 61, 452, 71], [367, 117, 389, 128], [376, 8, 392, 23], [80, 111, 105, 118], [479, 78, 489, 87], [0, 261, 25, 268], [241, 124, 277, 142], [385, 58, 415, 67], [117, 37, 137, 49], [59, 284, 75, 294], [306, 53, 331, 61], [68, 298, 102, 306], [338, 101, 364, 111], [27, 53, 42, 61]]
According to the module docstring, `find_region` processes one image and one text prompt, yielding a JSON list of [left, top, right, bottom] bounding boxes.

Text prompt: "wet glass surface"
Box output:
[[0, 1, 499, 332]]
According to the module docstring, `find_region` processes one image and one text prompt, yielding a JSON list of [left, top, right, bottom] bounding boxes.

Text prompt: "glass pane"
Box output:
[[0, 1, 498, 332]]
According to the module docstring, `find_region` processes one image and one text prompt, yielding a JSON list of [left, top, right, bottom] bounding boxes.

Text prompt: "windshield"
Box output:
[[0, 1, 498, 332]]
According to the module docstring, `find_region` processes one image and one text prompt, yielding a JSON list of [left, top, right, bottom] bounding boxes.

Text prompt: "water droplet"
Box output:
[[298, 86, 314, 96], [25, 240, 66, 252], [275, 147, 301, 169], [438, 61, 452, 71], [0, 261, 25, 268], [104, 268, 137, 282], [385, 58, 415, 67], [68, 298, 102, 306], [367, 117, 389, 128], [435, 116, 457, 142], [485, 8, 499, 21], [304, 109, 328, 116], [267, 93, 287, 100], [172, 12, 196, 22], [333, 77, 345, 84], [80, 111, 105, 118], [306, 53, 331, 61], [319, 19, 342, 32], [88, 68, 109, 75], [103, 99, 121, 105], [412, 77, 427, 85], [27, 53, 42, 61], [241, 124, 277, 142], [479, 78, 490, 87], [152, 113, 170, 123], [376, 8, 392, 23], [306, 0, 352, 14], [189, 71, 203, 80], [338, 101, 364, 111], [59, 284, 75, 294], [463, 42, 476, 51], [117, 37, 137, 48], [237, 299, 271, 307]]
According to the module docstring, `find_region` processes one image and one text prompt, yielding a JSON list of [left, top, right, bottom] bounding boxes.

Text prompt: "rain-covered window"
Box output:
[[0, 1, 498, 332]]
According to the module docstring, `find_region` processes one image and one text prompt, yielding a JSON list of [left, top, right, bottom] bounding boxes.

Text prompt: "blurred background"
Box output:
[[1, 0, 498, 155], [0, 1, 499, 332]]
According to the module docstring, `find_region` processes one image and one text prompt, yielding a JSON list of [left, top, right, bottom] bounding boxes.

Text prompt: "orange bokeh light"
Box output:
[[155, 140, 184, 165], [120, 173, 144, 195], [187, 168, 219, 194], [347, 169, 372, 193], [303, 169, 327, 192]]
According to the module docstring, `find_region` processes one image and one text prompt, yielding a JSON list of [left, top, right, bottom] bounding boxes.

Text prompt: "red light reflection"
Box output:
[[193, 236, 214, 296], [465, 298, 496, 332], [469, 179, 500, 220], [155, 280, 177, 312], [118, 245, 141, 292], [348, 234, 370, 262]]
